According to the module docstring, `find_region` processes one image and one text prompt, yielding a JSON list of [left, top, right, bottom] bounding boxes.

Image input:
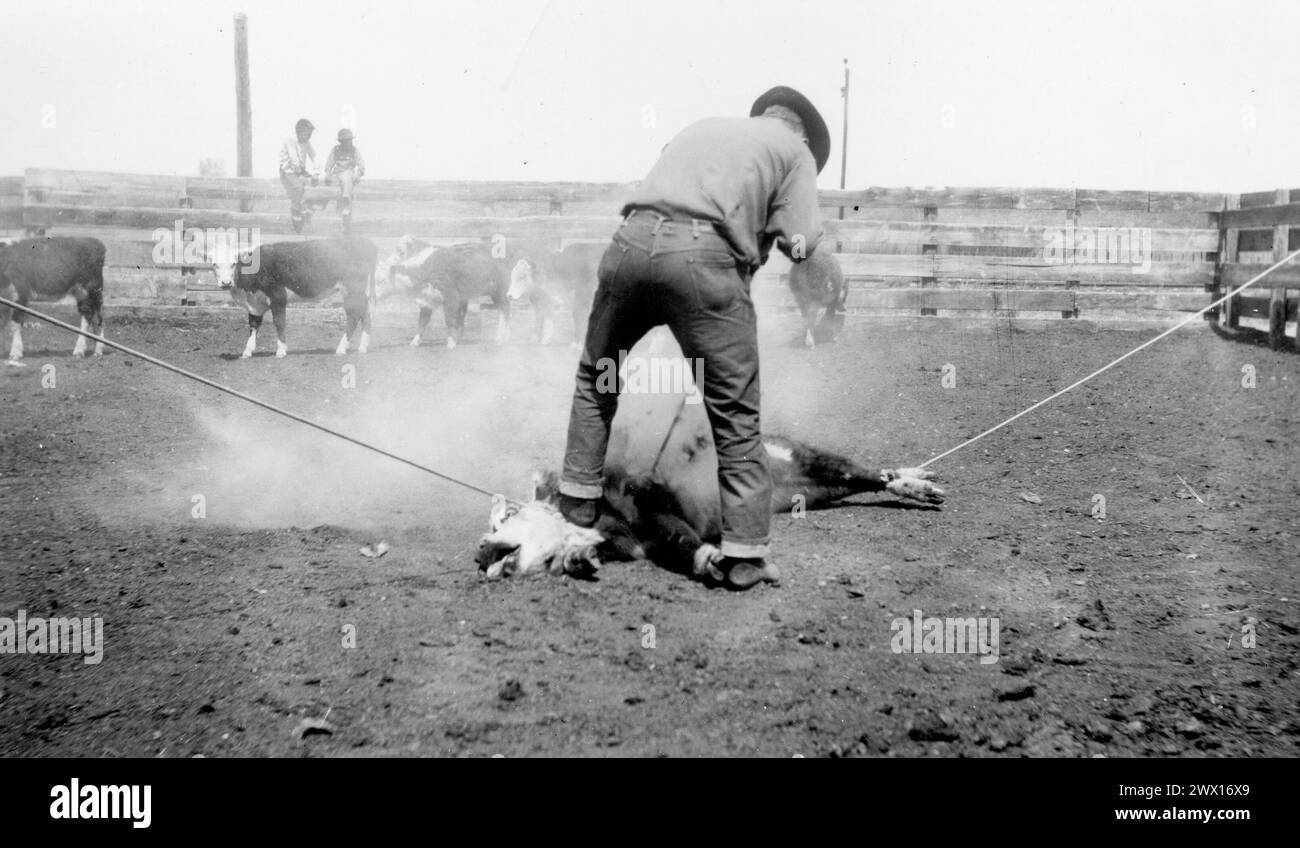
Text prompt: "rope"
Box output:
[[917, 246, 1300, 469], [0, 296, 514, 504]]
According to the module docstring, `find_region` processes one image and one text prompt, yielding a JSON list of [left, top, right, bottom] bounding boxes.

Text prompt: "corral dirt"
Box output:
[[1, 303, 1297, 757]]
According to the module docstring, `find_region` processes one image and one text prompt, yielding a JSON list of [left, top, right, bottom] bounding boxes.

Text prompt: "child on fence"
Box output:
[[323, 129, 366, 234], [278, 118, 320, 233]]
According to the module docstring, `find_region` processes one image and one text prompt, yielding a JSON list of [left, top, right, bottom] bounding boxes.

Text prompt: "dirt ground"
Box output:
[[1, 302, 1297, 758]]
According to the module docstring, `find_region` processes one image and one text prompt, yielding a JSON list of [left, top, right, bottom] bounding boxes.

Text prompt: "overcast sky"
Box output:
[[0, 0, 1295, 192]]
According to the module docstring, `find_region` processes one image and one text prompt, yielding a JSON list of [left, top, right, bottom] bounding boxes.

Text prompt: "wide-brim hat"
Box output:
[[295, 118, 315, 133], [750, 86, 830, 174]]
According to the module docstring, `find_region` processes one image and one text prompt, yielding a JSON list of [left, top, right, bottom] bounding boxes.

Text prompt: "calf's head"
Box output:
[[208, 242, 257, 289], [385, 234, 422, 266], [507, 259, 534, 300], [476, 479, 604, 579]]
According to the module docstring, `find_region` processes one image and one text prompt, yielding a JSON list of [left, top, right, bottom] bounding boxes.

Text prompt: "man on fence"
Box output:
[[323, 128, 366, 234], [557, 85, 830, 591], [279, 118, 320, 233]]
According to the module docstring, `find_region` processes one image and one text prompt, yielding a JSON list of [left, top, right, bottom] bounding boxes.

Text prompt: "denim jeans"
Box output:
[[560, 210, 771, 559]]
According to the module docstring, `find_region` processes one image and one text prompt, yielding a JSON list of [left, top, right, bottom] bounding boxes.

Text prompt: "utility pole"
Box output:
[[839, 58, 849, 221], [234, 13, 253, 211]]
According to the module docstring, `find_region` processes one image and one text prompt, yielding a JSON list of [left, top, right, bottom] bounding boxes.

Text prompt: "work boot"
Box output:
[[717, 557, 780, 591], [557, 495, 598, 529]]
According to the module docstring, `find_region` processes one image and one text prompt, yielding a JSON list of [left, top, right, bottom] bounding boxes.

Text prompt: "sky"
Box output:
[[0, 0, 1296, 192]]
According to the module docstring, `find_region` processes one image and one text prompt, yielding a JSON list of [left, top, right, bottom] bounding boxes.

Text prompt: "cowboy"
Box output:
[[323, 128, 366, 233], [278, 118, 320, 233], [557, 86, 830, 591]]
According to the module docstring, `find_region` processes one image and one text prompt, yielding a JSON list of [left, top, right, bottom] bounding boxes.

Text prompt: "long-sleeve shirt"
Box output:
[[323, 145, 366, 179], [278, 137, 318, 177], [621, 116, 824, 273]]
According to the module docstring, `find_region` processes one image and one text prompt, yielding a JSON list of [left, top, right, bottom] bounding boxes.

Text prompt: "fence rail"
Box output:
[[4, 168, 1277, 328]]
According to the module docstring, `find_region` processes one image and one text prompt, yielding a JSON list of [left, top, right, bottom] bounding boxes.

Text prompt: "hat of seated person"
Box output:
[[750, 86, 830, 174], [338, 128, 354, 142]]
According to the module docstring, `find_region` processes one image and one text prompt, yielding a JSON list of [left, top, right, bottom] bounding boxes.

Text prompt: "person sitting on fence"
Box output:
[[323, 128, 366, 233], [279, 117, 320, 233]]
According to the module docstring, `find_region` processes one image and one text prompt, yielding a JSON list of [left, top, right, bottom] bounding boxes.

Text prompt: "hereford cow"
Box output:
[[381, 236, 511, 348], [210, 236, 377, 358], [476, 432, 943, 583], [506, 242, 605, 347], [787, 249, 848, 348], [0, 237, 107, 364]]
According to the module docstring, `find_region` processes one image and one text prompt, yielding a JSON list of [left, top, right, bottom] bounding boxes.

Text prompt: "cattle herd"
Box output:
[[1, 233, 848, 363]]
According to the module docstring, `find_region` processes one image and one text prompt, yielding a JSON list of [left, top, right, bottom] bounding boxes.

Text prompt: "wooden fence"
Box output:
[[1214, 188, 1300, 348], [6, 167, 1285, 334]]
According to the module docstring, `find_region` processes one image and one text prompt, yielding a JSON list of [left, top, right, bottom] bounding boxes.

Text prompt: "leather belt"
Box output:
[[623, 207, 721, 237]]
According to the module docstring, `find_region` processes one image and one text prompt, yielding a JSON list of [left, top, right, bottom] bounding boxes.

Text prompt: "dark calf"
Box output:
[[385, 237, 512, 349], [787, 249, 848, 348], [0, 237, 107, 364]]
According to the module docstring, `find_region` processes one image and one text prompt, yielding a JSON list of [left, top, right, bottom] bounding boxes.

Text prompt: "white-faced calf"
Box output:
[[210, 237, 376, 358]]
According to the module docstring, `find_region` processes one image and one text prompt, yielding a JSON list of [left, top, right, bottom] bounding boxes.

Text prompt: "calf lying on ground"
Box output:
[[0, 237, 107, 364], [787, 249, 848, 348], [476, 433, 943, 582], [211, 236, 376, 358]]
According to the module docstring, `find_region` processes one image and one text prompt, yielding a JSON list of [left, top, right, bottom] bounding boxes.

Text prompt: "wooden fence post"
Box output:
[[919, 205, 938, 316], [1219, 194, 1241, 329], [1268, 188, 1291, 349], [1064, 194, 1080, 318]]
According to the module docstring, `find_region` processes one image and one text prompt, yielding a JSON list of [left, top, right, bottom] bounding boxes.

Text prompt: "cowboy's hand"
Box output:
[[884, 469, 945, 505]]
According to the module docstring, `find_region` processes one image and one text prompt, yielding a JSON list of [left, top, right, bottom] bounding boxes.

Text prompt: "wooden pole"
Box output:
[[234, 14, 253, 213], [838, 59, 849, 222], [1269, 187, 1290, 349]]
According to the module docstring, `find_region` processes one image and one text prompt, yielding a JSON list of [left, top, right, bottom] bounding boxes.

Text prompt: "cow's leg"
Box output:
[[72, 281, 104, 358], [88, 267, 105, 357], [443, 294, 463, 349], [269, 292, 290, 358], [6, 321, 21, 364], [242, 290, 271, 358], [412, 302, 432, 347], [358, 273, 373, 353], [339, 288, 368, 356], [538, 295, 556, 345], [3, 294, 24, 365], [495, 301, 510, 344]]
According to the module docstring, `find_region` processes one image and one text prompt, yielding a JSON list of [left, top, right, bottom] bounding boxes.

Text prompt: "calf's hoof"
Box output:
[[72, 350, 86, 359], [409, 336, 421, 347], [5, 358, 26, 368], [446, 338, 457, 350]]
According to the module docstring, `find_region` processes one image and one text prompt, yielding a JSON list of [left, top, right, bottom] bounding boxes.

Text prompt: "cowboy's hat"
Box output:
[[750, 86, 830, 173]]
